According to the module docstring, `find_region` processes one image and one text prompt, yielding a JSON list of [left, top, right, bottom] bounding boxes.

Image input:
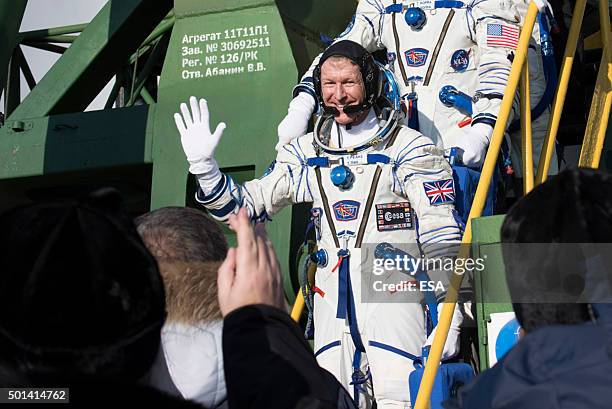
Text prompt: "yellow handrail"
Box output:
[[521, 59, 534, 193], [578, 0, 611, 168], [291, 290, 305, 321], [413, 3, 540, 408], [291, 260, 317, 321], [535, 0, 587, 183]]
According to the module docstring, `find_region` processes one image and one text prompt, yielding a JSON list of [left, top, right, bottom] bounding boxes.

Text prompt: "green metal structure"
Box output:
[[471, 215, 514, 371], [0, 0, 354, 301]]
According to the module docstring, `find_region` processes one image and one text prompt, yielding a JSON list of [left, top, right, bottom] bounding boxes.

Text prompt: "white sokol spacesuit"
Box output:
[[279, 0, 523, 168], [175, 42, 463, 408]]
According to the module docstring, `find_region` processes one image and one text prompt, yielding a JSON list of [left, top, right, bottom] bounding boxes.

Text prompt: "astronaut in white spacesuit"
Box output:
[[278, 0, 523, 169], [174, 41, 463, 408]]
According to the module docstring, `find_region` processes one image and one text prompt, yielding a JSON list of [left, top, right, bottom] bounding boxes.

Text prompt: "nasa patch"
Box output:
[[405, 48, 429, 67], [376, 202, 413, 231], [450, 49, 470, 72], [333, 200, 360, 221], [338, 14, 356, 38]]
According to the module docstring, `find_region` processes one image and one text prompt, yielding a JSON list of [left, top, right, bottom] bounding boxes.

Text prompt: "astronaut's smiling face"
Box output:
[[320, 57, 366, 125]]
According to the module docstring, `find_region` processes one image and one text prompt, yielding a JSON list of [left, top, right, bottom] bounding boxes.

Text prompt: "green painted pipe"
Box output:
[[27, 35, 77, 43], [19, 23, 87, 40], [0, 0, 28, 96]]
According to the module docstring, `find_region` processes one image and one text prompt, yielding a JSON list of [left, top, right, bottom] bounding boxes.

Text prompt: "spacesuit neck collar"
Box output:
[[314, 108, 390, 155], [340, 108, 378, 135]]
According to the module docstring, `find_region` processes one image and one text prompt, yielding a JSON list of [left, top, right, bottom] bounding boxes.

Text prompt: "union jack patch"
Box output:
[[333, 200, 360, 221], [423, 179, 455, 205]]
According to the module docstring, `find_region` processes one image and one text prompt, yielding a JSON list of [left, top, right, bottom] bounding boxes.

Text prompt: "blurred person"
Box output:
[[448, 168, 612, 409], [174, 40, 463, 408], [0, 188, 201, 408], [136, 207, 228, 408]]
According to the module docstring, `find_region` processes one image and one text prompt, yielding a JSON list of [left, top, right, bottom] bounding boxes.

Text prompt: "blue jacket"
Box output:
[[449, 321, 612, 409]]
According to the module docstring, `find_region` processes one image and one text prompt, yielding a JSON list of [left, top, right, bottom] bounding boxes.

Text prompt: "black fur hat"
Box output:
[[501, 169, 612, 331], [0, 188, 165, 384]]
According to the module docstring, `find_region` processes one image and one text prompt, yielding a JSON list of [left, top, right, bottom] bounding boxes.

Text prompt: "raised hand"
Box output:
[[217, 208, 286, 316], [174, 96, 226, 175]]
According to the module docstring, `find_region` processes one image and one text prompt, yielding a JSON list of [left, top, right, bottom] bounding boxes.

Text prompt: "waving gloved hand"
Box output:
[[423, 303, 463, 361], [174, 96, 226, 194], [276, 92, 317, 151], [444, 123, 493, 168]]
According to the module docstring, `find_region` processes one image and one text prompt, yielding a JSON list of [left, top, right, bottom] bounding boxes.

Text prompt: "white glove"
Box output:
[[444, 123, 493, 168], [174, 96, 226, 195], [276, 92, 316, 151], [423, 303, 463, 361]]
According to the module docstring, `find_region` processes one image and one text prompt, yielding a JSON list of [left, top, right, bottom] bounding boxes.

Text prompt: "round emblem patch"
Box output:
[[450, 49, 470, 72]]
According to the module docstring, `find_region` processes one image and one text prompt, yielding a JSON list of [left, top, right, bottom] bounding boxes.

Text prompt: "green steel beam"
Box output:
[[8, 0, 172, 120], [127, 38, 166, 106], [104, 73, 123, 109], [19, 23, 88, 40], [16, 47, 36, 91], [5, 48, 21, 116], [27, 35, 78, 44], [141, 17, 175, 48], [140, 86, 155, 105], [0, 105, 152, 179], [21, 42, 67, 54], [0, 1, 28, 95]]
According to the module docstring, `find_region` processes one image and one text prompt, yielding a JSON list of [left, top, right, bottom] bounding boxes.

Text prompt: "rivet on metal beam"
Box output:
[[11, 121, 25, 132]]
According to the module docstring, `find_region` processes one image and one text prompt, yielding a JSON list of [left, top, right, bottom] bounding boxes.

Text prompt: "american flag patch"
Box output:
[[423, 179, 455, 205], [486, 23, 519, 49]]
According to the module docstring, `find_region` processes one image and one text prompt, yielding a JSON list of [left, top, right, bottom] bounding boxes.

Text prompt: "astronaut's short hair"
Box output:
[[322, 54, 360, 68]]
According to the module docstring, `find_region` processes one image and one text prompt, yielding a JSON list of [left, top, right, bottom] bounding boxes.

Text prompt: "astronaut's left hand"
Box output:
[[423, 303, 463, 361], [445, 123, 493, 168]]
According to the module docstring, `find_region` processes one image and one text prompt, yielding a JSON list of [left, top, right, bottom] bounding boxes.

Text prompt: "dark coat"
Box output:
[[449, 322, 612, 409], [223, 305, 355, 409]]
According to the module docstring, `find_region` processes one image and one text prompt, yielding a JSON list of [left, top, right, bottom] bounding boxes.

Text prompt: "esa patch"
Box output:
[[450, 49, 469, 72], [376, 202, 413, 231], [405, 48, 429, 67], [260, 160, 276, 179], [333, 200, 360, 221], [423, 179, 455, 205]]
